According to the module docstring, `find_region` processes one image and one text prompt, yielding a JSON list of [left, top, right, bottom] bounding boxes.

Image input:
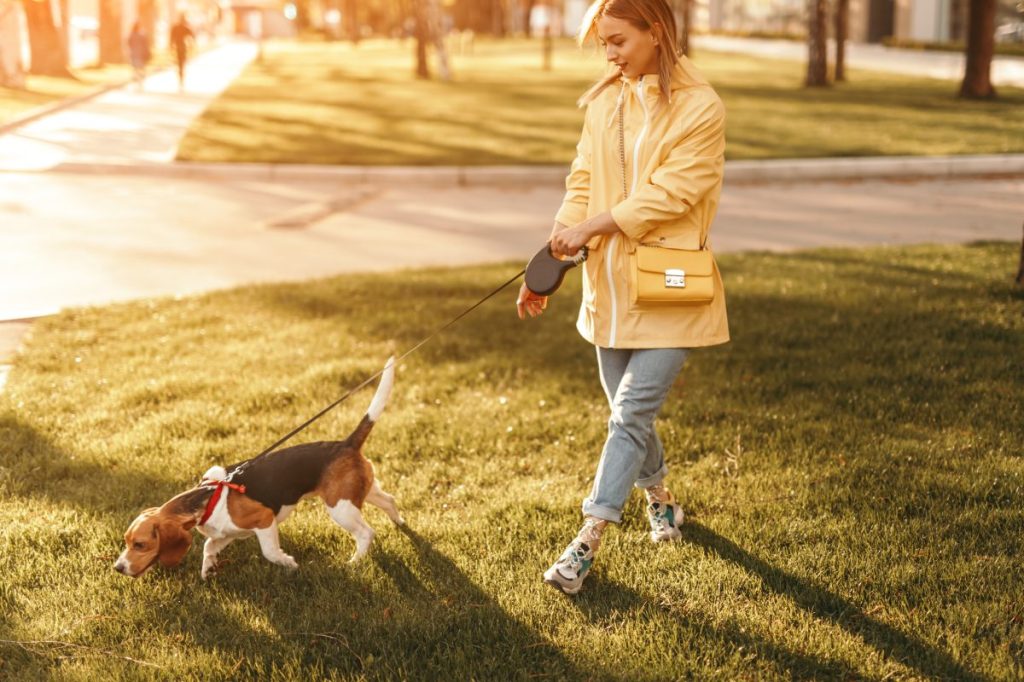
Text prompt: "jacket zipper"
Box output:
[[606, 77, 650, 348]]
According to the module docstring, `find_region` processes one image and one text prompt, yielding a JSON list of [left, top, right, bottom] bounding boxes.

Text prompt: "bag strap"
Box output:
[[619, 87, 708, 252]]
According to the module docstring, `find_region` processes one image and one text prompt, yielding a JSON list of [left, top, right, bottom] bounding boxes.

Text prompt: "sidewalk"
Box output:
[[0, 41, 258, 171], [692, 35, 1024, 88]]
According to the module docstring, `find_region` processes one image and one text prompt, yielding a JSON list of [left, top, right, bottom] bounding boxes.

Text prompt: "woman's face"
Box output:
[[596, 15, 660, 79]]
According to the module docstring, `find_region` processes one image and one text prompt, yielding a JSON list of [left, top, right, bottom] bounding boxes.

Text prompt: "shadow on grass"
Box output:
[[367, 524, 589, 678], [0, 411, 178, 513], [684, 522, 986, 681], [567, 575, 862, 679]]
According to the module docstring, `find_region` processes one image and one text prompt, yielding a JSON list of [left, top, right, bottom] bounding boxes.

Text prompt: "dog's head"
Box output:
[[114, 507, 195, 577]]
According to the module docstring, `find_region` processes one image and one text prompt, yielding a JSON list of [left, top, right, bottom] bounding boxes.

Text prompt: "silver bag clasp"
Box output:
[[665, 269, 686, 288]]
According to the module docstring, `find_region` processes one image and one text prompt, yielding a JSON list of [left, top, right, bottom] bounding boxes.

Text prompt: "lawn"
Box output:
[[0, 52, 179, 127], [176, 37, 1024, 165], [1, 242, 1022, 679]]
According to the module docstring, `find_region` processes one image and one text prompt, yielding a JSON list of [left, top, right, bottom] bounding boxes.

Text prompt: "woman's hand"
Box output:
[[550, 225, 592, 258], [550, 211, 621, 258], [516, 282, 547, 320]]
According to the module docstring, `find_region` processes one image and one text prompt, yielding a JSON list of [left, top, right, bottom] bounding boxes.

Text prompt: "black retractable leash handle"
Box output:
[[524, 244, 589, 296]]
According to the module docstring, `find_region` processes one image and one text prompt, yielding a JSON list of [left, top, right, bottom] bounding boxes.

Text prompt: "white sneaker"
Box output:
[[542, 518, 604, 595], [647, 501, 684, 542]]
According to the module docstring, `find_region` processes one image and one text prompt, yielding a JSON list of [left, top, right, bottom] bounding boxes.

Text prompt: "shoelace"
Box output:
[[649, 503, 674, 532], [561, 543, 590, 574]]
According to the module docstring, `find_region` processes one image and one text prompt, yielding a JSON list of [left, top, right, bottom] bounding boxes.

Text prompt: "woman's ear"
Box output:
[[156, 515, 195, 567]]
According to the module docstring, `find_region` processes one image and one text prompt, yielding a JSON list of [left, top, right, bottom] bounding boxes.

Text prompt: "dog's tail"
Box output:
[[348, 356, 396, 450]]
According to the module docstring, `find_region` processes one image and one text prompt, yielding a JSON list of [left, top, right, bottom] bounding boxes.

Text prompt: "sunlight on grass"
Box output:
[[177, 38, 1024, 165], [1, 243, 1022, 678], [0, 52, 180, 126]]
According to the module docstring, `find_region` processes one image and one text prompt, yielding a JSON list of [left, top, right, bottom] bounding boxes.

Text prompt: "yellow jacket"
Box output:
[[555, 57, 730, 349]]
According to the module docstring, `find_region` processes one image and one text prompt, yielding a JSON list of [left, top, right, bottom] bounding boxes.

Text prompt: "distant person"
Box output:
[[170, 14, 195, 91], [126, 22, 151, 90]]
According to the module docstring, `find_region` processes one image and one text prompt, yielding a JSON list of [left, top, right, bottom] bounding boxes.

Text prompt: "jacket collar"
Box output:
[[616, 56, 710, 93]]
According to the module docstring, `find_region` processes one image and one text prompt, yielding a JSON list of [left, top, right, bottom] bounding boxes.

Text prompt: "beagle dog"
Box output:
[[115, 358, 402, 579]]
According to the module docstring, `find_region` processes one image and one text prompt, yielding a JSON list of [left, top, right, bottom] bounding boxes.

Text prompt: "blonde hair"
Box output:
[[576, 0, 680, 107]]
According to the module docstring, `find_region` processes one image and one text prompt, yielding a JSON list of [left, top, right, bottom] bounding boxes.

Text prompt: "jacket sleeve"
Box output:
[[610, 92, 725, 241], [553, 108, 593, 228]]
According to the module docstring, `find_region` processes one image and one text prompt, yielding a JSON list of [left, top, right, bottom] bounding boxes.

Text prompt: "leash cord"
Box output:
[[242, 267, 527, 467]]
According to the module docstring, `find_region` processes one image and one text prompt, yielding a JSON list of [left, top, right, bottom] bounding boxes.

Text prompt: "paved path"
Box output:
[[0, 41, 257, 171], [2, 171, 1020, 322], [693, 35, 1024, 88]]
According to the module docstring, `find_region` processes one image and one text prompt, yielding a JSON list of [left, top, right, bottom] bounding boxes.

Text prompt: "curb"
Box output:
[[0, 316, 40, 393], [33, 153, 1024, 186]]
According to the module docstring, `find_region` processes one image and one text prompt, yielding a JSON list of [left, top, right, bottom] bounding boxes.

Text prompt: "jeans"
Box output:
[[582, 347, 689, 523]]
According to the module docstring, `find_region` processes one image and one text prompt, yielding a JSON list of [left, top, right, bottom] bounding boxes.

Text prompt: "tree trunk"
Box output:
[[1016, 221, 1024, 287], [428, 0, 450, 80], [492, 0, 505, 36], [834, 0, 848, 81], [343, 0, 359, 43], [805, 0, 829, 86], [959, 0, 996, 99], [676, 0, 691, 56], [0, 0, 27, 87], [98, 0, 123, 64], [21, 0, 71, 76], [413, 0, 430, 78]]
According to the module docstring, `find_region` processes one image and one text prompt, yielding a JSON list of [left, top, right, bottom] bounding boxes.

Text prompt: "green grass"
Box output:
[[0, 65, 128, 126], [1, 243, 1023, 679], [176, 37, 1024, 165], [0, 52, 180, 126]]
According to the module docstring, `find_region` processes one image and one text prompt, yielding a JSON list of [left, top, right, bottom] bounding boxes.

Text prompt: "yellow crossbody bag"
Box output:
[[630, 243, 715, 305], [618, 96, 715, 306]]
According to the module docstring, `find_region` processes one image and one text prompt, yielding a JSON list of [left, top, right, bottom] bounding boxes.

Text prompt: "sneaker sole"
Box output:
[[650, 529, 683, 542], [543, 577, 582, 595]]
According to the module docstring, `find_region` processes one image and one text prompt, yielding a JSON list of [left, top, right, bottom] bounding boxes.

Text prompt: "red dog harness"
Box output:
[[199, 479, 247, 526]]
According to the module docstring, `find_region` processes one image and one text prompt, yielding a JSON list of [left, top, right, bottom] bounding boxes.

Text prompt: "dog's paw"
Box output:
[[275, 553, 299, 570]]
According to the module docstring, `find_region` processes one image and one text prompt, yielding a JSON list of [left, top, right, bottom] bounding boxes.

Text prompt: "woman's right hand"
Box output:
[[516, 283, 547, 320]]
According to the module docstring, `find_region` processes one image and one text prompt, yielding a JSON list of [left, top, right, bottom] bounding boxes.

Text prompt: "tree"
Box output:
[[413, 0, 430, 78], [834, 0, 848, 81], [805, 0, 829, 86], [21, 0, 71, 76], [960, 0, 997, 98], [98, 0, 123, 64], [0, 0, 26, 87], [343, 0, 359, 43], [427, 0, 450, 80], [673, 0, 692, 56]]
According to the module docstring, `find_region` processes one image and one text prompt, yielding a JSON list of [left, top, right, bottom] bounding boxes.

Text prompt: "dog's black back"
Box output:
[[226, 441, 348, 514]]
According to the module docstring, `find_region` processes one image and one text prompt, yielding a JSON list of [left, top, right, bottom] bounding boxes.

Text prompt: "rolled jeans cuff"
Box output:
[[581, 499, 623, 524], [635, 463, 669, 490]]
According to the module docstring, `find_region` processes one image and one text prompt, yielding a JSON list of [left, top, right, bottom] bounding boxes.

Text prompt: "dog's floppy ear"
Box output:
[[156, 514, 195, 567]]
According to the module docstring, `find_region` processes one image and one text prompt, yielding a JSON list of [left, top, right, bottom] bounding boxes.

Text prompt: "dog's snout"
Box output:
[[114, 559, 128, 575]]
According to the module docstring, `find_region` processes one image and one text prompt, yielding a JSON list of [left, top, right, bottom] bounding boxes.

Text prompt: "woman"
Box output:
[[517, 0, 729, 595], [127, 22, 151, 88]]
